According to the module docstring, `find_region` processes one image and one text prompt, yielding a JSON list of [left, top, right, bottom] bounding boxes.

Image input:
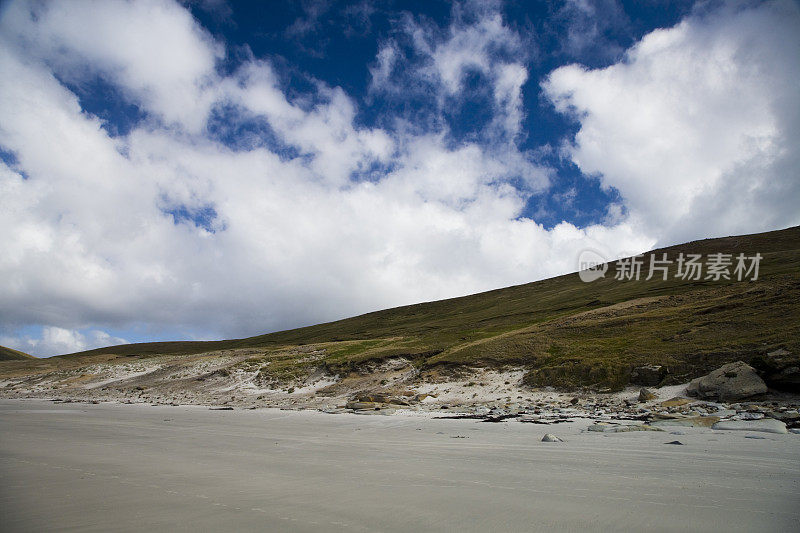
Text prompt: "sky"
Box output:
[[0, 0, 798, 357]]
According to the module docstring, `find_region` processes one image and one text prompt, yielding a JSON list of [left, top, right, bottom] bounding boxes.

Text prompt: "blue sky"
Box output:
[[0, 0, 798, 356]]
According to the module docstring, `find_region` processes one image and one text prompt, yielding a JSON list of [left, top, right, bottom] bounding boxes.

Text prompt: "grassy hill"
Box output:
[[43, 225, 800, 390], [0, 345, 35, 361]]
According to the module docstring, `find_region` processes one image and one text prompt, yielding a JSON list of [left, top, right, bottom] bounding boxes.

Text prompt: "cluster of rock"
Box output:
[[604, 361, 797, 434], [686, 361, 767, 401], [750, 348, 800, 391], [368, 361, 798, 437], [343, 392, 432, 412]]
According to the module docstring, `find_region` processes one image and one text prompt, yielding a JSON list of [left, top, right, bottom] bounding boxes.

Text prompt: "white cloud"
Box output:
[[370, 3, 529, 141], [0, 0, 223, 132], [228, 61, 395, 185], [1, 327, 128, 357], [543, 0, 800, 244]]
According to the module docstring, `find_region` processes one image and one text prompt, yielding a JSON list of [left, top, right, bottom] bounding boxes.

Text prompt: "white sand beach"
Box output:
[[1, 399, 798, 532]]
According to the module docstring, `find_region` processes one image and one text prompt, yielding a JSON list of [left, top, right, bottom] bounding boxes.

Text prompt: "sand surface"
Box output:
[[1, 399, 798, 532]]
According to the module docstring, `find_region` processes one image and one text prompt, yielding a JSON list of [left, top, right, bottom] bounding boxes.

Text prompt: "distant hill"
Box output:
[[0, 345, 35, 361], [40, 225, 799, 391]]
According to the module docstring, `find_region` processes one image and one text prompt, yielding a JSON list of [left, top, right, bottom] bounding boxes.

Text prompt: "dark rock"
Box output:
[[638, 388, 657, 402], [766, 410, 799, 423], [630, 365, 667, 386], [481, 413, 520, 423], [686, 361, 767, 402], [751, 349, 800, 391], [387, 398, 410, 406], [355, 393, 389, 403], [686, 377, 702, 397], [346, 401, 381, 410], [665, 440, 684, 445]]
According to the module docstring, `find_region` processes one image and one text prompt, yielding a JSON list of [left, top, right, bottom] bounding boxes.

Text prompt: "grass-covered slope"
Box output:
[[46, 225, 800, 390], [0, 345, 34, 361]]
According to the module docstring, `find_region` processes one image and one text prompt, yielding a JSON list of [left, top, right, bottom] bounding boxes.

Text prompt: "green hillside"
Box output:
[[49, 225, 800, 390], [0, 345, 35, 361]]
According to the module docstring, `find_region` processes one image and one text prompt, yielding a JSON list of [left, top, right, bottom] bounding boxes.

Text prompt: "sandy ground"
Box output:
[[1, 399, 799, 532]]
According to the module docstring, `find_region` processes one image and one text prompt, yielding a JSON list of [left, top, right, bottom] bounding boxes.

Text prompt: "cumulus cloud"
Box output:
[[0, 0, 796, 356], [543, 0, 800, 244], [369, 2, 530, 142], [1, 327, 128, 357], [1, 0, 223, 131]]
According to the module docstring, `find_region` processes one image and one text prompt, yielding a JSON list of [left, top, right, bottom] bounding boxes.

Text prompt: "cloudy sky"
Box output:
[[1, 0, 798, 357]]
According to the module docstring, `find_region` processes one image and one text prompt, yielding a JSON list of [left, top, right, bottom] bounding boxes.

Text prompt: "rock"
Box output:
[[650, 412, 683, 420], [744, 435, 766, 439], [570, 397, 579, 405], [346, 401, 382, 410], [638, 388, 657, 402], [766, 410, 799, 423], [789, 428, 800, 435], [630, 365, 667, 386], [750, 349, 800, 391], [665, 440, 684, 445], [712, 418, 788, 434], [356, 394, 389, 403], [685, 377, 702, 397], [387, 398, 410, 406], [541, 433, 564, 442], [587, 423, 663, 433], [739, 412, 764, 420], [661, 397, 691, 408], [649, 415, 720, 428], [686, 362, 767, 402]]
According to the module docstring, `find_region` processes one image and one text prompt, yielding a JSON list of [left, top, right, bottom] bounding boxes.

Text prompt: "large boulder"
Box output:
[[685, 361, 767, 402], [630, 365, 667, 386], [711, 418, 788, 434], [750, 349, 800, 391]]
